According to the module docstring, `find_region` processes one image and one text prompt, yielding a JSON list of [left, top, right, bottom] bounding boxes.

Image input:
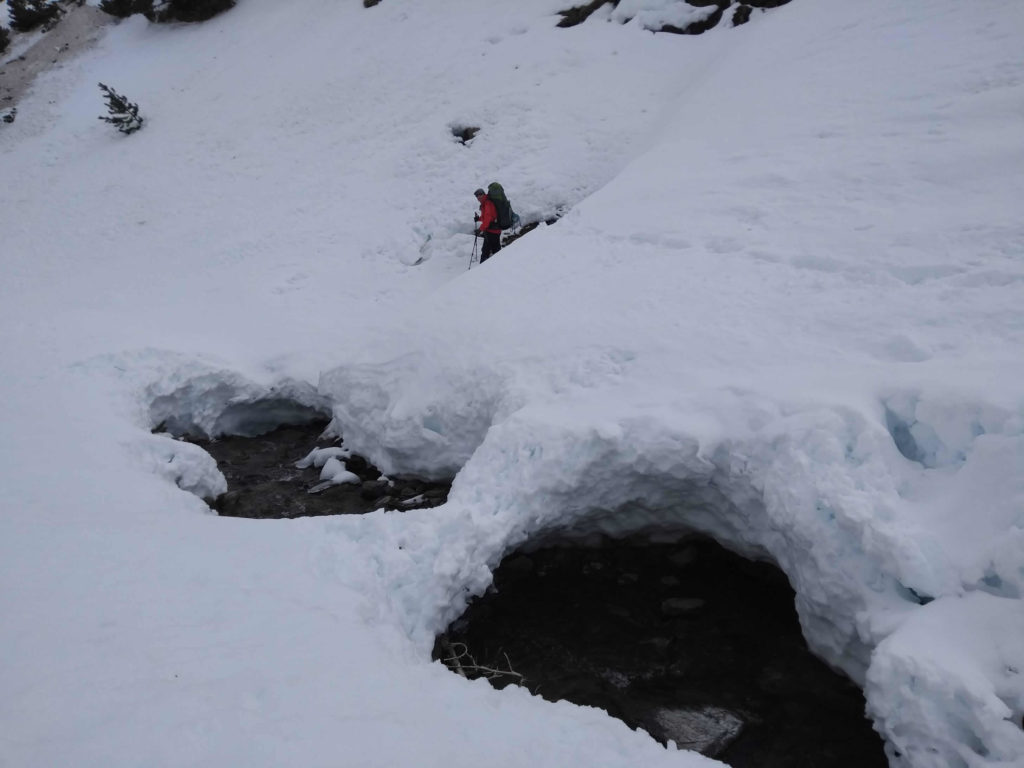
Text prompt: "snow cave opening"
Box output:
[[435, 532, 887, 768], [157, 416, 453, 519]]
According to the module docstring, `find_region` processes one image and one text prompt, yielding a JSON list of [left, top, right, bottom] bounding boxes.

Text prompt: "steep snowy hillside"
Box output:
[[1, 1, 1022, 767]]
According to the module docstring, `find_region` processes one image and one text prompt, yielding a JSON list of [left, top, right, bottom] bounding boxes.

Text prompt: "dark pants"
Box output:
[[480, 231, 502, 263]]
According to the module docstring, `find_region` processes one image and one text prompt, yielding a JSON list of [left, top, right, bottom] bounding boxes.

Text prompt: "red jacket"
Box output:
[[477, 196, 500, 234]]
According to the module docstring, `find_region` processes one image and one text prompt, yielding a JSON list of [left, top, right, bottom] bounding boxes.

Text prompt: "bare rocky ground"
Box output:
[[1, 2, 112, 113], [191, 421, 452, 519], [187, 423, 883, 766]]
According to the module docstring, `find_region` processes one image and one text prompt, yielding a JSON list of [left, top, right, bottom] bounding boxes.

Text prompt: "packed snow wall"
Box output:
[[320, 351, 1024, 768]]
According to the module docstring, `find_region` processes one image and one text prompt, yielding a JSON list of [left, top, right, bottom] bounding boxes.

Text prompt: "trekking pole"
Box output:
[[468, 233, 478, 270]]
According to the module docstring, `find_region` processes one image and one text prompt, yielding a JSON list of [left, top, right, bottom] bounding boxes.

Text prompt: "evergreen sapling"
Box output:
[[7, 0, 62, 33], [98, 83, 144, 134]]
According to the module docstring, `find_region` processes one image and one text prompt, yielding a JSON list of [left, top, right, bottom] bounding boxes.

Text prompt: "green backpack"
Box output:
[[487, 182, 516, 231]]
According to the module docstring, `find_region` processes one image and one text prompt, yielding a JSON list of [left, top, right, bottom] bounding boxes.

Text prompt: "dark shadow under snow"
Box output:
[[436, 535, 887, 767]]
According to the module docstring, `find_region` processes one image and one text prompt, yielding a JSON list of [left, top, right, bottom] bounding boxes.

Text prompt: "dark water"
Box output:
[[437, 536, 887, 768]]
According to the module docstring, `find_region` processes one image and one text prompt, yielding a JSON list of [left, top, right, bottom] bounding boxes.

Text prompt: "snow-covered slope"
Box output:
[[1, 1, 1022, 766]]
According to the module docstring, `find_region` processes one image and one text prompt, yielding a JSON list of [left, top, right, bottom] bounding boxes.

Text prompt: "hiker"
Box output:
[[473, 188, 502, 264]]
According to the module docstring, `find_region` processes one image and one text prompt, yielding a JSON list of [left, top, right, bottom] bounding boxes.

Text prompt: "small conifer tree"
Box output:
[[2, 107, 17, 125], [99, 0, 154, 18], [99, 0, 135, 17], [0, 25, 10, 54], [98, 83, 144, 135], [8, 0, 62, 33]]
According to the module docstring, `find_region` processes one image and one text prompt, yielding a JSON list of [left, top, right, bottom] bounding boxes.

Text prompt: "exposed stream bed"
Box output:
[[437, 536, 888, 767], [192, 420, 452, 518], [192, 421, 887, 766]]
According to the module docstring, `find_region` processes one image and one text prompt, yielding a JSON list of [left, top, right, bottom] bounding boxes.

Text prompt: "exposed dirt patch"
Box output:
[[451, 124, 479, 145], [437, 535, 886, 767], [187, 420, 452, 519], [1, 3, 113, 111]]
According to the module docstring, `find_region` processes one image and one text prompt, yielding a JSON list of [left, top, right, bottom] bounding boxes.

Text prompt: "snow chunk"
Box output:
[[306, 456, 361, 494], [867, 593, 1024, 768], [295, 446, 352, 469], [611, 0, 721, 31], [134, 433, 226, 502], [318, 456, 360, 486]]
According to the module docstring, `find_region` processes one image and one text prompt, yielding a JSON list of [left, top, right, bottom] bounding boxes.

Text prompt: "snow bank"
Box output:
[[868, 593, 1024, 768], [318, 0, 1024, 764]]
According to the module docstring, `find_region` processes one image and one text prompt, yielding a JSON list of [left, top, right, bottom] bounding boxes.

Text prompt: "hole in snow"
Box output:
[[436, 534, 886, 766], [884, 406, 928, 466], [450, 124, 479, 145], [150, 382, 330, 440], [177, 420, 453, 519], [883, 405, 971, 469]]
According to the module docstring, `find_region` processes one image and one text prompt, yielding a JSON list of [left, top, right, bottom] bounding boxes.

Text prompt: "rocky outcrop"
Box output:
[[556, 0, 792, 33]]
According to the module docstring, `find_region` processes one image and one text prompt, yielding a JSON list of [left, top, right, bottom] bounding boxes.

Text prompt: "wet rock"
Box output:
[[215, 489, 244, 516], [661, 597, 706, 616], [653, 706, 745, 756], [341, 453, 380, 481], [660, 5, 727, 35], [646, 636, 672, 651], [359, 480, 390, 500], [607, 604, 632, 620], [668, 547, 698, 567]]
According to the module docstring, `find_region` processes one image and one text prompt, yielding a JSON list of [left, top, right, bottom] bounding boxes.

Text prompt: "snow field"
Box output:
[[1, 0, 1023, 766]]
